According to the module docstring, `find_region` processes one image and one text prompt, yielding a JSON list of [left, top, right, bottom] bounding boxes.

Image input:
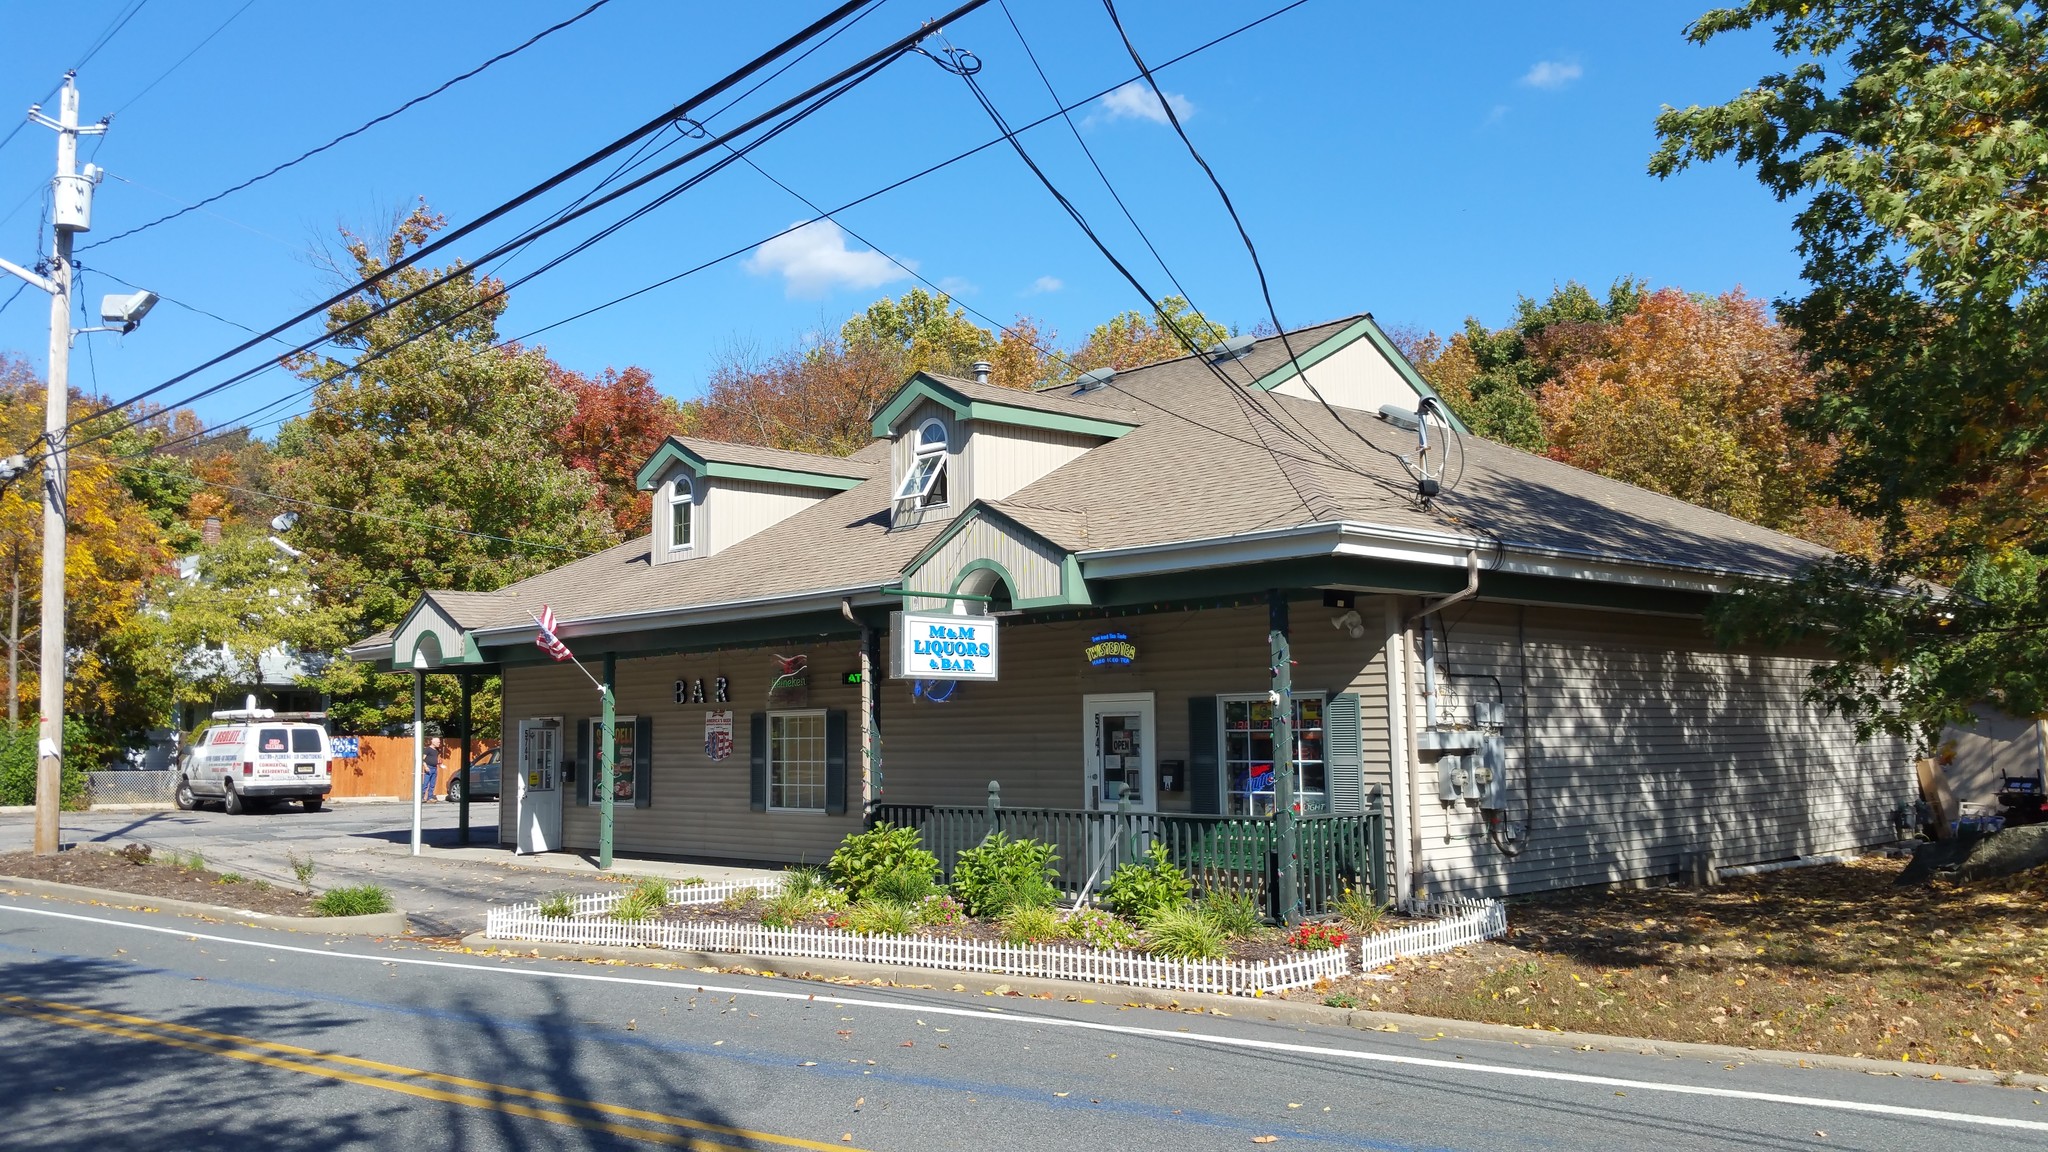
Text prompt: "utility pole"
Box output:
[[1270, 589, 1300, 925], [3, 75, 105, 855]]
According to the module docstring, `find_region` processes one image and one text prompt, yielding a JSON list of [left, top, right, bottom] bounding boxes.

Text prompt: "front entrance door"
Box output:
[[1082, 694, 1156, 813], [515, 718, 562, 855]]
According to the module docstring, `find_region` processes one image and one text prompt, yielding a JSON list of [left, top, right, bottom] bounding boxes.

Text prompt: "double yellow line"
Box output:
[[1, 995, 872, 1151]]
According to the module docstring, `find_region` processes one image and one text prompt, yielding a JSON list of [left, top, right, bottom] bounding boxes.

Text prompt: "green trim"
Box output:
[[949, 558, 1019, 598], [871, 373, 1137, 440], [900, 503, 992, 574], [1249, 315, 1470, 435], [391, 596, 491, 668], [898, 501, 1093, 610], [478, 610, 864, 664], [634, 439, 863, 492]]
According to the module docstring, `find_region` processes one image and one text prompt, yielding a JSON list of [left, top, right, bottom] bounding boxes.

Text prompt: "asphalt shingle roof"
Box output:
[[384, 313, 1832, 643]]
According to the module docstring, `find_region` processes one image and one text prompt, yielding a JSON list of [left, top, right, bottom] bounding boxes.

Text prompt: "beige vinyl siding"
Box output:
[[706, 479, 827, 555], [880, 600, 1392, 816], [501, 641, 865, 863], [1266, 334, 1419, 414], [961, 421, 1099, 504], [888, 401, 959, 533], [1399, 602, 1915, 898], [903, 516, 1065, 612]]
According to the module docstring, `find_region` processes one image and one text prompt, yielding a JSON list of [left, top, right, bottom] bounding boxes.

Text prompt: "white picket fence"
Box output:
[[1357, 898, 1508, 970], [484, 879, 1504, 997]]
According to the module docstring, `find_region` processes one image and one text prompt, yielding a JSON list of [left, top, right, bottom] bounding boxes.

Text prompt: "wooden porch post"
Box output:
[[599, 652, 616, 870], [457, 672, 473, 845]]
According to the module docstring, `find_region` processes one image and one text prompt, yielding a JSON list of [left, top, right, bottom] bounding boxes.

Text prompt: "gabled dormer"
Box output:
[[872, 371, 1140, 529], [634, 436, 869, 564]]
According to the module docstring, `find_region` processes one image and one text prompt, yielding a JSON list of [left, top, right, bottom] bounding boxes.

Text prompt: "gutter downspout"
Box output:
[[1400, 549, 1479, 901]]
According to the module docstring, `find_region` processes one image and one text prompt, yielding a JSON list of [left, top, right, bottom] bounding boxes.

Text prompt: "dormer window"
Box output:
[[894, 419, 949, 508], [668, 477, 695, 552]]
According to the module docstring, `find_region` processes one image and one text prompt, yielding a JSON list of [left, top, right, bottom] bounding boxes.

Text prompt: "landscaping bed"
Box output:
[[1286, 856, 2048, 1076], [0, 845, 316, 916]]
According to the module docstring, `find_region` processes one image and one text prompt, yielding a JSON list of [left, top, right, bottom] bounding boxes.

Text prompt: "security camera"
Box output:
[[1330, 610, 1364, 639], [99, 289, 158, 333]]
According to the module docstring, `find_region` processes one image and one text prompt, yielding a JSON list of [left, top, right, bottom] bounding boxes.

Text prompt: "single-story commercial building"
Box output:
[[351, 315, 1915, 902]]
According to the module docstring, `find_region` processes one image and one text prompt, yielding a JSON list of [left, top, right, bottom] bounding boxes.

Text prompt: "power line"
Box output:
[[56, 0, 891, 435], [77, 45, 913, 465], [106, 0, 260, 118], [102, 0, 1312, 464], [78, 0, 620, 252]]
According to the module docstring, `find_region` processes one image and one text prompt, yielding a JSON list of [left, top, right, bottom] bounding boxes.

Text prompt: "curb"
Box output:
[[0, 875, 410, 936], [459, 933, 2048, 1092]]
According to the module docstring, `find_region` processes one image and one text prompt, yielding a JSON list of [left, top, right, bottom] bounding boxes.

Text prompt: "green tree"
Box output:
[[1653, 0, 2048, 741], [839, 287, 996, 379], [274, 203, 618, 731], [135, 530, 350, 718]]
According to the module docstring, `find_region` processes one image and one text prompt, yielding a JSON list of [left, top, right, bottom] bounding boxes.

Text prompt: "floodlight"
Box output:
[[99, 289, 158, 332]]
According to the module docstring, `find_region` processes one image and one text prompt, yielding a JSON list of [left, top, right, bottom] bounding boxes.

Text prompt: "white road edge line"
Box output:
[[4, 901, 2043, 1134]]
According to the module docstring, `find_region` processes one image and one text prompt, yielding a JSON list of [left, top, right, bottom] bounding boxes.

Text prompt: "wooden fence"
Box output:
[[330, 737, 494, 799]]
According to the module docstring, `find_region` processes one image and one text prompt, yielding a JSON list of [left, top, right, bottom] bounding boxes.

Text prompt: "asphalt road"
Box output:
[[0, 801, 654, 935], [1, 894, 2042, 1152]]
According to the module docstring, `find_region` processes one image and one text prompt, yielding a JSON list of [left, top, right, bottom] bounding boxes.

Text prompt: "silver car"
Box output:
[[445, 747, 501, 802]]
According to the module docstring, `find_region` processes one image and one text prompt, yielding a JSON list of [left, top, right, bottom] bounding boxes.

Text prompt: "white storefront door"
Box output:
[[515, 718, 563, 855]]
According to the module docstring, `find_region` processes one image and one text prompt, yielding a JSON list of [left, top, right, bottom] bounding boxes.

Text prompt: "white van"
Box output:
[[175, 705, 334, 815]]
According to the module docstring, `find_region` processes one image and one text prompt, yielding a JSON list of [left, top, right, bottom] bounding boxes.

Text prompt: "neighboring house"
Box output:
[[350, 314, 1915, 899]]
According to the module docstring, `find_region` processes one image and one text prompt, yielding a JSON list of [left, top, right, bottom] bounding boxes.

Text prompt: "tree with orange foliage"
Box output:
[[1536, 288, 1848, 545]]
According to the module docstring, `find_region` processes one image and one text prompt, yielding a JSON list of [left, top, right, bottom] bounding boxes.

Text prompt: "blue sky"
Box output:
[[0, 0, 1802, 434]]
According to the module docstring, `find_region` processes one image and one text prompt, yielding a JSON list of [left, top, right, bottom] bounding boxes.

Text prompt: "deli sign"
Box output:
[[894, 612, 999, 681]]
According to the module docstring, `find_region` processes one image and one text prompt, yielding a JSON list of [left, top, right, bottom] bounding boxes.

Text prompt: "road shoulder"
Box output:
[[0, 874, 409, 936]]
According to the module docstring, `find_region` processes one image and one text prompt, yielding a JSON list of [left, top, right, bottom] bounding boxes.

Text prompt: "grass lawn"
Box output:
[[1289, 856, 2047, 1076]]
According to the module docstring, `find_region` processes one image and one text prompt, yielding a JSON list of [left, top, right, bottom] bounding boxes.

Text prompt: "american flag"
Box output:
[[534, 605, 573, 663]]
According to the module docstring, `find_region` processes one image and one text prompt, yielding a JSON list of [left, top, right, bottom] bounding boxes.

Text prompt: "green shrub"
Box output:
[[612, 888, 664, 922], [718, 885, 761, 912], [1000, 904, 1064, 946], [1064, 908, 1139, 951], [841, 899, 915, 936], [913, 892, 966, 929], [1323, 992, 1361, 1009], [630, 876, 673, 911], [287, 849, 317, 892], [951, 833, 1060, 918], [1143, 905, 1228, 960], [312, 885, 394, 918], [828, 824, 940, 903], [0, 719, 91, 809], [782, 865, 826, 899], [1333, 886, 1388, 935], [216, 873, 243, 885], [1198, 889, 1264, 938], [538, 892, 575, 919], [867, 864, 936, 907], [1100, 843, 1192, 923], [760, 888, 823, 929]]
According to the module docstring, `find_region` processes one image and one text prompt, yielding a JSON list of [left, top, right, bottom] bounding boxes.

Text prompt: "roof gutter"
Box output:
[[1076, 520, 1813, 595], [465, 582, 894, 648]]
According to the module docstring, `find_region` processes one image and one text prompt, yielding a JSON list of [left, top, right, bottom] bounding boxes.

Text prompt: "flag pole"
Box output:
[[529, 611, 606, 691], [530, 610, 614, 868]]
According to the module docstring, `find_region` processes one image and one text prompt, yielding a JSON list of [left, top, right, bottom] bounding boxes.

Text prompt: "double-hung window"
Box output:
[[1218, 694, 1328, 816], [669, 477, 694, 552], [767, 710, 826, 811], [893, 419, 948, 508]]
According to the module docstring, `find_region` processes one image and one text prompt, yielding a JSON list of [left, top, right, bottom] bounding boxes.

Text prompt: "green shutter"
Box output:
[[574, 718, 591, 807], [1189, 696, 1220, 815], [1326, 693, 1364, 813], [825, 709, 848, 816], [749, 712, 768, 812], [633, 715, 654, 809]]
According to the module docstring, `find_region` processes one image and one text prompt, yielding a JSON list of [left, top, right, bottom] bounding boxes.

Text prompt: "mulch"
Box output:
[[0, 845, 317, 917]]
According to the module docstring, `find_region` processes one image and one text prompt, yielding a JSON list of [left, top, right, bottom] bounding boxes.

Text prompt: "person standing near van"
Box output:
[[422, 736, 444, 802]]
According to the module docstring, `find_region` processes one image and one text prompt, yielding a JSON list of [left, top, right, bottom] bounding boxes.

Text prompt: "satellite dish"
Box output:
[[1072, 367, 1117, 394], [1377, 404, 1420, 431], [269, 511, 300, 532], [1206, 334, 1257, 361]]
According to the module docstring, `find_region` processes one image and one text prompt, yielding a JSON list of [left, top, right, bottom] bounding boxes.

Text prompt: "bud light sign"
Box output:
[[894, 611, 999, 681]]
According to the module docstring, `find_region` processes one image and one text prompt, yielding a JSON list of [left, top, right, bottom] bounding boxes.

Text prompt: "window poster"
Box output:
[[704, 710, 734, 763]]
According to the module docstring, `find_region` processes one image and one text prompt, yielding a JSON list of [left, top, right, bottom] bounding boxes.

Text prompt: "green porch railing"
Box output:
[[866, 792, 1387, 920]]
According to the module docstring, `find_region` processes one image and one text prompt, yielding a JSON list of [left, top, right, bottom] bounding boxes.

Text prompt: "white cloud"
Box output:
[[744, 220, 912, 298], [1520, 60, 1583, 89], [1096, 80, 1194, 125], [1025, 275, 1063, 295]]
